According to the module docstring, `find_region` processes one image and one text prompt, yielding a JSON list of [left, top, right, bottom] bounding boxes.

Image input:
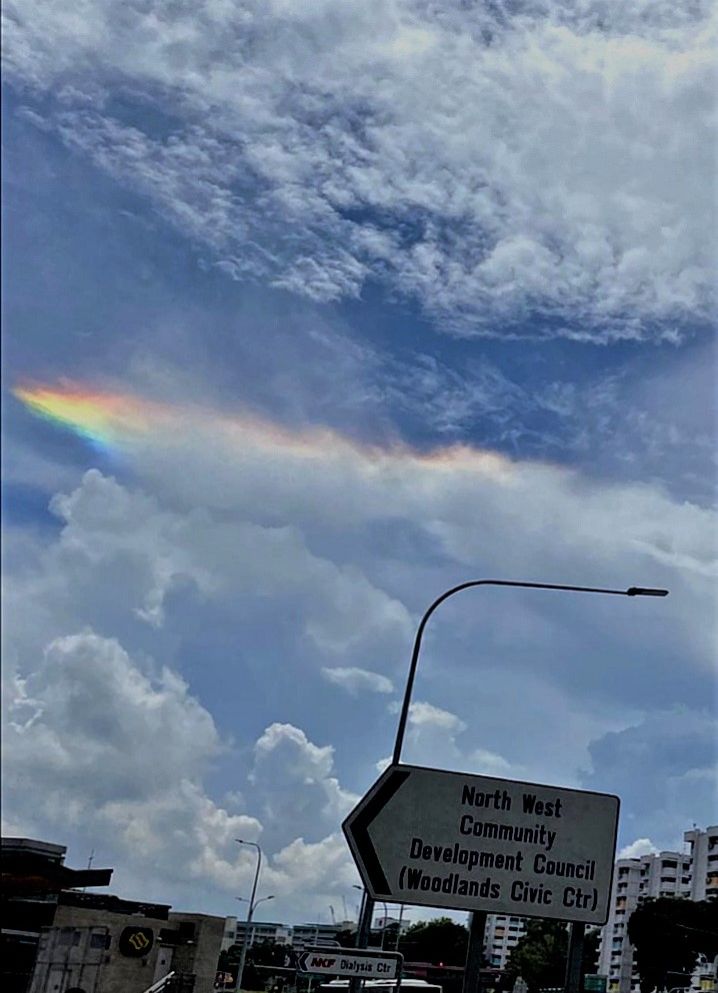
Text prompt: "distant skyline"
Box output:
[[2, 0, 716, 924]]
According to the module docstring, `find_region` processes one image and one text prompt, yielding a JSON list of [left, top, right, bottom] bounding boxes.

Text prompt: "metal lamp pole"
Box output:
[[235, 839, 265, 993], [395, 904, 405, 952], [380, 902, 390, 949], [353, 579, 667, 993], [352, 885, 366, 941]]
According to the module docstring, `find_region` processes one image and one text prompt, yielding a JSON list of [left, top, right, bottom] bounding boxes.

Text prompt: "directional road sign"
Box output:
[[298, 948, 402, 980], [342, 763, 619, 925], [584, 976, 608, 993]]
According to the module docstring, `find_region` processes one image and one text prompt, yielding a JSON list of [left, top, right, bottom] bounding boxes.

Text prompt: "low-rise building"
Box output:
[[221, 918, 292, 953], [28, 893, 223, 993], [1, 837, 112, 993], [292, 924, 342, 951]]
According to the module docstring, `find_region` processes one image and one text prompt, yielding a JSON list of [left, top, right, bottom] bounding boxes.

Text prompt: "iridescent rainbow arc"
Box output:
[[13, 383, 168, 453], [13, 380, 513, 477]]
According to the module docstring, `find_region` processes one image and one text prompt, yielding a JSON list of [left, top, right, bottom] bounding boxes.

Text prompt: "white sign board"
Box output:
[[343, 763, 619, 925], [298, 948, 402, 979]]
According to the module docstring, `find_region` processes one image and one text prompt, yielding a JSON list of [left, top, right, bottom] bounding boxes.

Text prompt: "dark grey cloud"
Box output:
[[583, 708, 718, 848]]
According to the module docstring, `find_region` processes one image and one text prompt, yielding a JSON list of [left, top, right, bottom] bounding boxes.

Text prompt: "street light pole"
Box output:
[[395, 904, 404, 952], [235, 839, 264, 993], [391, 580, 667, 767], [380, 578, 667, 993], [384, 902, 392, 949]]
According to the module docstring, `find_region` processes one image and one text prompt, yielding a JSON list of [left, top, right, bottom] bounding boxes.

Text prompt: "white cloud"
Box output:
[[4, 0, 714, 339], [618, 838, 660, 859], [2, 400, 716, 913], [3, 468, 412, 675], [406, 700, 467, 733], [250, 723, 358, 849], [469, 749, 514, 776], [3, 631, 222, 805], [321, 667, 394, 695], [1, 628, 361, 915], [1, 631, 262, 890], [265, 833, 360, 901], [387, 701, 520, 779]]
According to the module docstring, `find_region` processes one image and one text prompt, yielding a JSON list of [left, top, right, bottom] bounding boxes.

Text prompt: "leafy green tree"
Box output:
[[248, 939, 296, 968], [505, 920, 567, 989], [397, 917, 469, 966], [627, 898, 718, 993], [504, 920, 600, 991], [218, 939, 295, 990]]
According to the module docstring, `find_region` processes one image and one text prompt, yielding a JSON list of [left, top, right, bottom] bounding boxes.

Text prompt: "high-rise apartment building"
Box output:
[[598, 826, 717, 993], [482, 914, 527, 970], [684, 826, 718, 902]]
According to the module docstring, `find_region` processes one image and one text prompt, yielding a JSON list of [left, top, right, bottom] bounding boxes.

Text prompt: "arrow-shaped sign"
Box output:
[[298, 948, 402, 979], [342, 763, 619, 924], [347, 767, 410, 894]]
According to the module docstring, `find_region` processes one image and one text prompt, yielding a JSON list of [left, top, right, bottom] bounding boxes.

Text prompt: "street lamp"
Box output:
[[236, 894, 275, 967], [352, 885, 367, 947], [234, 839, 266, 993], [394, 904, 405, 952], [353, 577, 668, 993], [379, 902, 389, 950], [236, 894, 275, 913]]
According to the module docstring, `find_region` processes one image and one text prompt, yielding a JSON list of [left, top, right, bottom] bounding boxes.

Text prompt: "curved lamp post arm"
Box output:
[[391, 579, 667, 766], [252, 895, 275, 913], [235, 840, 263, 993]]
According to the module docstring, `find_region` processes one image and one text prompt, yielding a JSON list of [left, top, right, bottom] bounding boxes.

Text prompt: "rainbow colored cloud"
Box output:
[[12, 379, 513, 478]]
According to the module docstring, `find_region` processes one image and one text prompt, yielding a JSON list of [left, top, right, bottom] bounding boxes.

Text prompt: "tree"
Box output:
[[397, 917, 469, 966], [627, 898, 718, 993], [504, 921, 600, 991], [505, 920, 567, 989], [247, 939, 296, 968], [382, 922, 400, 950], [217, 939, 296, 990]]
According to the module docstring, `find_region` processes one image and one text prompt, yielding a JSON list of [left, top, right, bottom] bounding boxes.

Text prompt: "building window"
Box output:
[[90, 933, 108, 949]]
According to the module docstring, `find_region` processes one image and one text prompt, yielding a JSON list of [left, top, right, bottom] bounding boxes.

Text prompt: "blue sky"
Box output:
[[2, 0, 716, 925]]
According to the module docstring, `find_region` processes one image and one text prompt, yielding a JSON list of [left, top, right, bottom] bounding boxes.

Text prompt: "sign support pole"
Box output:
[[462, 911, 487, 993], [385, 577, 667, 992], [564, 922, 585, 993], [349, 893, 375, 993]]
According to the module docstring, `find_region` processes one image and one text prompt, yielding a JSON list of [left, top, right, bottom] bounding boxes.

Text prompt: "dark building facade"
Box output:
[[1, 838, 113, 993], [2, 837, 223, 993]]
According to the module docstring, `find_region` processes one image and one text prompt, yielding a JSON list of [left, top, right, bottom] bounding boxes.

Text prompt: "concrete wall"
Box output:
[[29, 904, 224, 993], [169, 912, 224, 993], [30, 905, 166, 993]]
